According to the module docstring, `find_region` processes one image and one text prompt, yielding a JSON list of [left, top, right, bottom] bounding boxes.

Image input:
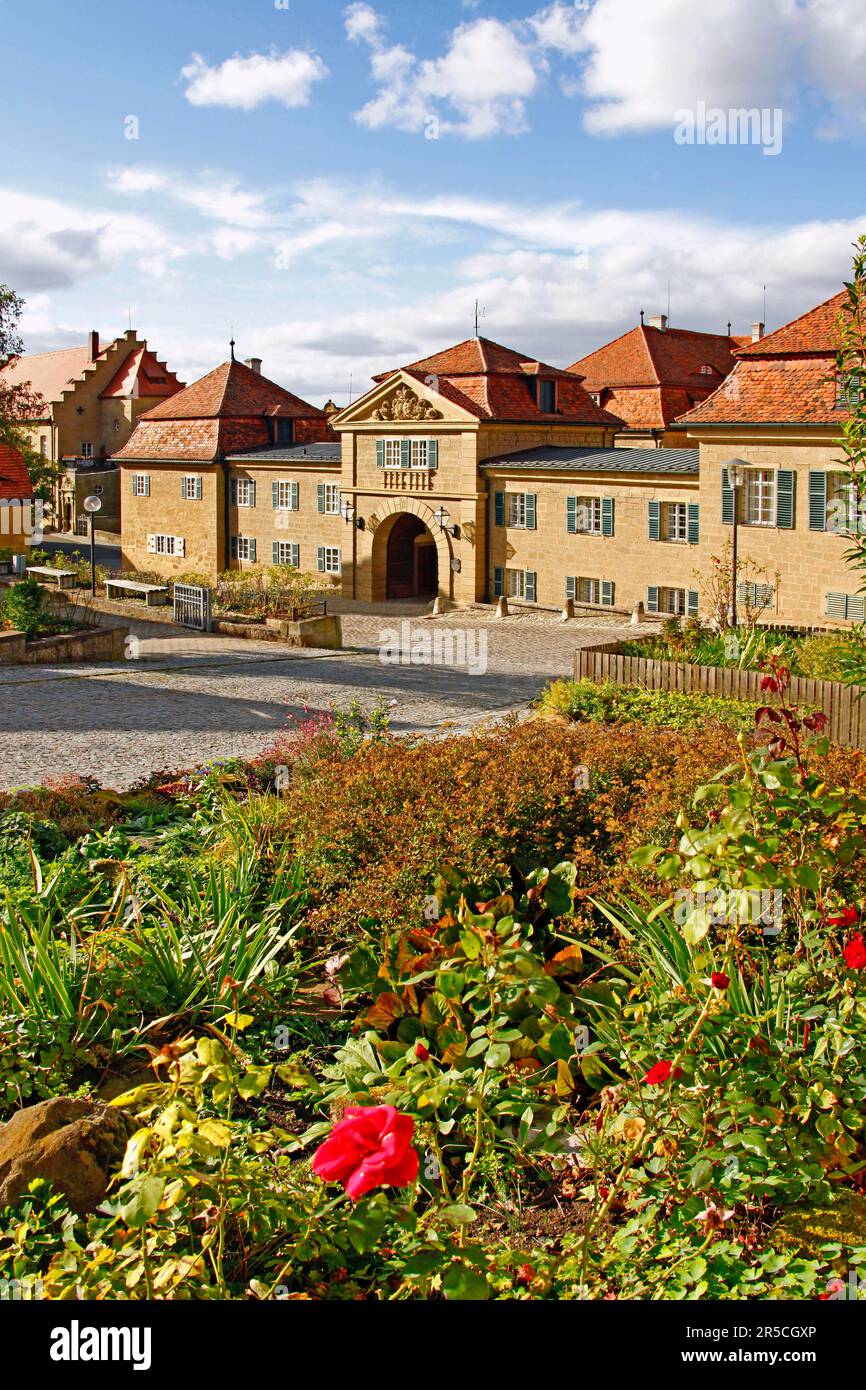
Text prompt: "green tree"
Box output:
[[0, 284, 56, 501]]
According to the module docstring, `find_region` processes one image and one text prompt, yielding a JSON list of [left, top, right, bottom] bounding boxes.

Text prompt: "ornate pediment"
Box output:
[[371, 383, 443, 422]]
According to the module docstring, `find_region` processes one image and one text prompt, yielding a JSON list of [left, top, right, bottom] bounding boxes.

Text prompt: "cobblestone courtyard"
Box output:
[[0, 602, 635, 790]]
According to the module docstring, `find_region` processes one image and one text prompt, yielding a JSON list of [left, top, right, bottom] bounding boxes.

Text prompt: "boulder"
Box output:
[[0, 1097, 134, 1215]]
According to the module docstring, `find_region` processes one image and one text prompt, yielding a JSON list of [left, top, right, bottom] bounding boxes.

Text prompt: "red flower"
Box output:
[[415, 1042, 430, 1061], [515, 1264, 535, 1287], [829, 906, 860, 929], [843, 934, 866, 970], [643, 1060, 683, 1086], [311, 1106, 419, 1201], [711, 971, 730, 991]]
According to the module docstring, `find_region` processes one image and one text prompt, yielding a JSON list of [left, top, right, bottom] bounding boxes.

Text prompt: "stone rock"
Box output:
[[0, 1097, 135, 1215]]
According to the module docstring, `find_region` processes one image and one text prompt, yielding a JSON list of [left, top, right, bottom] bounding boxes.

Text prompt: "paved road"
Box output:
[[38, 534, 122, 570], [0, 604, 634, 790]]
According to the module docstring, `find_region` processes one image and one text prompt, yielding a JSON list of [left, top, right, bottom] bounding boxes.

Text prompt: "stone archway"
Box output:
[[368, 498, 452, 602]]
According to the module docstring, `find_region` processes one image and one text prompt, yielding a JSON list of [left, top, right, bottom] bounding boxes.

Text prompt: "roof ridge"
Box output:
[[737, 290, 846, 356]]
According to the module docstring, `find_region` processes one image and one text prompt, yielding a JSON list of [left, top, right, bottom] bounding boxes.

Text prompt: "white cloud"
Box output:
[[180, 47, 328, 111], [108, 166, 273, 230]]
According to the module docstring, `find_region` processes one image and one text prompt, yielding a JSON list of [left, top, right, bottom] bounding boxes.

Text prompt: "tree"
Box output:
[[0, 284, 56, 501], [835, 238, 866, 688]]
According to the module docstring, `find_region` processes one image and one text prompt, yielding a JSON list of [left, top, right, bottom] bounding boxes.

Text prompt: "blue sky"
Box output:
[[3, 0, 866, 403]]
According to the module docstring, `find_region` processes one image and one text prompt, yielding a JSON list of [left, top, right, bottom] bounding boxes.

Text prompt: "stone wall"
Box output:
[[0, 623, 128, 664]]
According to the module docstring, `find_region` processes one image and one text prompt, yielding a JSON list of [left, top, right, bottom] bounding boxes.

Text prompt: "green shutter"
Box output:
[[131, 474, 137, 496], [144, 476, 150, 497], [826, 592, 846, 620], [291, 482, 298, 510], [809, 471, 827, 531], [494, 492, 505, 527], [601, 497, 614, 536], [721, 468, 734, 525], [317, 546, 325, 572], [249, 481, 256, 509], [565, 576, 576, 600], [291, 544, 299, 568], [776, 470, 795, 529], [647, 586, 659, 613], [400, 440, 411, 468], [317, 483, 325, 513], [601, 580, 614, 607], [648, 500, 660, 541], [687, 590, 699, 617], [567, 497, 578, 533], [181, 477, 186, 499], [525, 571, 536, 602], [376, 440, 385, 468], [230, 536, 238, 560], [493, 566, 504, 598], [427, 439, 439, 470], [847, 595, 866, 624], [272, 541, 280, 564], [525, 494, 537, 530], [272, 481, 279, 509], [687, 502, 700, 545], [231, 479, 238, 506]]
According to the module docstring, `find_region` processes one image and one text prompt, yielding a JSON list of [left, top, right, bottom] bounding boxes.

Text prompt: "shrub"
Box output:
[[796, 633, 854, 682], [540, 678, 757, 731], [1, 577, 50, 638]]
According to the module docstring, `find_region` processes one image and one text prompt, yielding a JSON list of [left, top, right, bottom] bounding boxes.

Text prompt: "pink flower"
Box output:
[[311, 1106, 418, 1201], [843, 934, 866, 970], [643, 1060, 683, 1086]]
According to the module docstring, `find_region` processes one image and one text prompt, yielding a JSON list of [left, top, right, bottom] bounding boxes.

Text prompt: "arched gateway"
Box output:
[[368, 499, 453, 602]]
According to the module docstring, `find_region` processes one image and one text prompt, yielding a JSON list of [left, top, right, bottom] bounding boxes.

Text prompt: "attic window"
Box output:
[[268, 417, 294, 446], [837, 373, 865, 410], [530, 378, 557, 412], [699, 364, 714, 375]]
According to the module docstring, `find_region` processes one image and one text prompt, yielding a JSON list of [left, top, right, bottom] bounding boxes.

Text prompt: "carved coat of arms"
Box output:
[[372, 384, 443, 422]]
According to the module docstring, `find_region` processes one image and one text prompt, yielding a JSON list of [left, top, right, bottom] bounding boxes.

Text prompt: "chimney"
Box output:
[[245, 357, 262, 375], [751, 322, 765, 343], [648, 314, 668, 332], [89, 330, 100, 360]]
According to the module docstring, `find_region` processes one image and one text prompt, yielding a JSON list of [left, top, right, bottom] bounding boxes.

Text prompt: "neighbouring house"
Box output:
[[0, 330, 183, 533], [677, 290, 859, 629], [568, 314, 749, 448], [115, 355, 337, 578], [0, 443, 36, 556]]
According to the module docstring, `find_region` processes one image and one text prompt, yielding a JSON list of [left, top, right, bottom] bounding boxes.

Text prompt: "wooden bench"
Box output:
[[26, 566, 77, 591], [105, 578, 169, 607]]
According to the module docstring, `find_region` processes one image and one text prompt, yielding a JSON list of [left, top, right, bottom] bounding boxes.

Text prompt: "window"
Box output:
[[661, 586, 687, 616], [273, 541, 300, 567], [318, 483, 341, 515], [827, 471, 859, 533], [181, 475, 203, 501], [663, 502, 688, 542], [507, 494, 527, 528], [273, 480, 299, 511], [826, 591, 866, 623], [233, 479, 256, 508], [377, 438, 440, 470], [537, 379, 557, 413], [742, 469, 776, 527], [232, 536, 256, 562], [496, 492, 536, 529], [132, 474, 150, 498], [94, 485, 103, 497], [267, 417, 294, 447], [699, 364, 714, 376], [81, 442, 93, 460], [507, 569, 526, 600], [576, 577, 600, 605], [317, 545, 342, 575], [146, 534, 185, 558], [575, 497, 602, 534], [837, 373, 864, 410]]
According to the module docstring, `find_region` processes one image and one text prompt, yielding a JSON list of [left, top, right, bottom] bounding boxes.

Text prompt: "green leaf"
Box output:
[[440, 1204, 477, 1227], [484, 1043, 511, 1069], [442, 1262, 489, 1301]]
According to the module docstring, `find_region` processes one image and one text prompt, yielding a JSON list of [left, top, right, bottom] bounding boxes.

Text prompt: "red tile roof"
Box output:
[[0, 444, 34, 500], [679, 290, 852, 427], [141, 360, 326, 421], [99, 348, 183, 400], [369, 336, 622, 427], [567, 324, 741, 430]]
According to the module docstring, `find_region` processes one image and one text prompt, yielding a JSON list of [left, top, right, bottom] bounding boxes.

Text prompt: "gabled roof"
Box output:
[[141, 360, 326, 421], [359, 336, 622, 427], [0, 345, 104, 408], [567, 324, 741, 431], [735, 291, 846, 357], [99, 348, 183, 400], [0, 443, 34, 499], [481, 445, 699, 475]]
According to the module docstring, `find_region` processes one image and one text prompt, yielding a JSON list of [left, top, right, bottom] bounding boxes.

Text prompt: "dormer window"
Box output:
[[837, 373, 864, 410], [529, 378, 557, 412], [267, 416, 294, 446], [699, 364, 714, 375]]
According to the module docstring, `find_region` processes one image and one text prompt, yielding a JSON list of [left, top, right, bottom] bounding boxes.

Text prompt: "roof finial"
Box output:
[[727, 321, 732, 337], [640, 309, 645, 326], [230, 330, 236, 362]]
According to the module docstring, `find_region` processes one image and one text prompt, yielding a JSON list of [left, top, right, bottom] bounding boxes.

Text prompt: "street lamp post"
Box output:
[[83, 494, 102, 596], [726, 463, 745, 630]]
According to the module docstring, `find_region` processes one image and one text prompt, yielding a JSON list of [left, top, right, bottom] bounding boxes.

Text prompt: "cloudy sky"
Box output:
[[3, 0, 866, 403]]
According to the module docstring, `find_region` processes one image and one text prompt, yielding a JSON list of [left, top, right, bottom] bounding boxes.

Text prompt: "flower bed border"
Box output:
[[573, 641, 866, 749]]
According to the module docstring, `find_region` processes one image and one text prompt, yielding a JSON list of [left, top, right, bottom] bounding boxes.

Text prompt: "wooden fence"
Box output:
[[573, 644, 866, 750]]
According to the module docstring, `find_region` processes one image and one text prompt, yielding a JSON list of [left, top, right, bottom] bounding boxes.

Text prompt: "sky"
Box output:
[[2, 0, 866, 405]]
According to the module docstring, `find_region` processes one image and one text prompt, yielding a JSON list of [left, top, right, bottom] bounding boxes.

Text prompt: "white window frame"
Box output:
[[663, 501, 688, 543], [81, 442, 93, 460], [742, 469, 776, 527], [322, 483, 341, 515], [234, 479, 255, 508], [275, 480, 298, 511], [827, 471, 860, 533], [235, 536, 255, 562], [660, 586, 687, 616], [383, 439, 403, 468], [147, 534, 185, 558], [506, 568, 526, 600], [181, 475, 202, 501], [507, 494, 528, 528], [575, 497, 602, 535], [576, 577, 601, 605], [380, 439, 436, 470], [320, 545, 342, 575], [132, 473, 150, 498], [274, 541, 300, 567]]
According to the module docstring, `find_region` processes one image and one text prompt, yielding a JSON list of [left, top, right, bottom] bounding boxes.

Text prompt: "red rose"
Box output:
[[643, 1060, 683, 1086], [415, 1042, 430, 1061], [829, 906, 860, 929], [711, 971, 730, 990], [312, 1105, 419, 1201], [843, 934, 866, 970]]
